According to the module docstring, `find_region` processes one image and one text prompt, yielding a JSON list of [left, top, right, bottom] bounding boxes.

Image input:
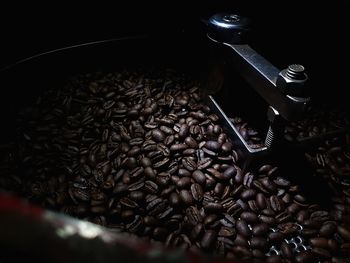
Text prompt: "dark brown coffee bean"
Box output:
[[219, 226, 236, 237], [270, 195, 283, 212], [178, 168, 191, 177], [223, 166, 236, 179], [297, 210, 310, 223], [203, 214, 218, 226], [184, 136, 198, 148], [320, 222, 337, 237], [280, 241, 293, 259], [337, 225, 350, 241], [176, 177, 192, 189], [252, 223, 269, 236], [204, 202, 223, 213], [250, 237, 268, 251], [179, 190, 194, 205], [205, 141, 220, 152], [191, 223, 204, 240], [200, 230, 217, 250], [309, 237, 329, 249], [126, 157, 137, 169], [140, 157, 152, 167], [240, 189, 257, 200], [182, 157, 197, 171], [169, 192, 181, 207], [240, 211, 258, 224], [170, 143, 188, 152], [191, 183, 203, 201], [236, 220, 251, 237], [186, 206, 202, 225], [256, 193, 267, 209], [144, 167, 156, 179], [152, 129, 165, 142], [261, 177, 277, 193], [221, 142, 232, 152]]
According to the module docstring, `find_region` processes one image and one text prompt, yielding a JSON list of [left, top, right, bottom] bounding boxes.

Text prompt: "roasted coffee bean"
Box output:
[[320, 221, 337, 237], [221, 142, 232, 152], [170, 143, 187, 152], [236, 220, 251, 237], [337, 225, 350, 241], [184, 136, 198, 148], [191, 223, 204, 240], [191, 183, 203, 201], [203, 203, 223, 214], [205, 141, 220, 152], [182, 157, 197, 171], [218, 226, 236, 237], [252, 223, 269, 236], [203, 214, 218, 226], [240, 211, 258, 224], [152, 129, 165, 142], [270, 195, 283, 212], [241, 189, 257, 200], [200, 230, 217, 250], [309, 237, 329, 249], [179, 190, 194, 205], [186, 206, 202, 225], [250, 237, 268, 250], [169, 192, 181, 207], [176, 177, 192, 189], [256, 193, 267, 210], [280, 241, 293, 259]]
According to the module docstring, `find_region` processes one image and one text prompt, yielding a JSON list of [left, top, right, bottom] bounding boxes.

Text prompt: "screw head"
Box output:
[[286, 64, 307, 80]]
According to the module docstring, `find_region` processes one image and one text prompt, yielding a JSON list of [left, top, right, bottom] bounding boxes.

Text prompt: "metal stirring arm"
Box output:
[[206, 13, 310, 151]]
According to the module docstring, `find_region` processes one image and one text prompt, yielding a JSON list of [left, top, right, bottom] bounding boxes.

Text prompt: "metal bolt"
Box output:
[[222, 14, 240, 23], [285, 64, 307, 80]]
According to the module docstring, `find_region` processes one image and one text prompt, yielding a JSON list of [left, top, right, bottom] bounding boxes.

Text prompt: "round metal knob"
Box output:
[[207, 13, 251, 44]]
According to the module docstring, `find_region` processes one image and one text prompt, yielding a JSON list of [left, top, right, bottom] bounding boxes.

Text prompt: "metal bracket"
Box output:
[[206, 13, 310, 157]]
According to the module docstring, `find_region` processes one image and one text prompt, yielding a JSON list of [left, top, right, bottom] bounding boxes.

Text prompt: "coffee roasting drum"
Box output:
[[1, 12, 350, 263]]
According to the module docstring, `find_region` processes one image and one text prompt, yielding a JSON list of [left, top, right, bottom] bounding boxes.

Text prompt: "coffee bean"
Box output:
[[200, 230, 217, 250], [240, 211, 258, 224], [176, 177, 192, 189], [184, 136, 198, 148], [191, 183, 203, 201], [182, 157, 197, 171], [191, 170, 206, 184], [309, 237, 329, 249], [250, 237, 268, 251], [170, 143, 188, 152], [252, 223, 269, 236], [337, 225, 350, 241], [191, 223, 204, 240], [179, 190, 194, 205], [152, 129, 165, 142], [204, 202, 223, 213], [256, 193, 267, 209], [241, 189, 257, 200], [320, 222, 337, 237], [280, 241, 293, 259], [236, 220, 251, 237], [205, 141, 220, 152]]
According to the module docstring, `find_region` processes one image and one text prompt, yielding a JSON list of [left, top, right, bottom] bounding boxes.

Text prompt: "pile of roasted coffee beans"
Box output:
[[284, 107, 349, 142], [1, 68, 350, 262]]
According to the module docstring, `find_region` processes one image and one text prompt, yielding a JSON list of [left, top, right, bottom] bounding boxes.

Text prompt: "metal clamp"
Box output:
[[206, 13, 310, 156]]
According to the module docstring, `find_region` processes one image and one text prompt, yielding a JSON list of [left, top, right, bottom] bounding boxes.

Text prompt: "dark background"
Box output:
[[0, 1, 348, 97]]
